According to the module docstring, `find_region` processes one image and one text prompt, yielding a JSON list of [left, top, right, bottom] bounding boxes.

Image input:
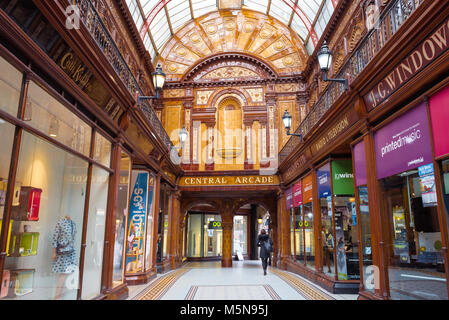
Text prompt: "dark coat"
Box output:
[[257, 234, 273, 259]]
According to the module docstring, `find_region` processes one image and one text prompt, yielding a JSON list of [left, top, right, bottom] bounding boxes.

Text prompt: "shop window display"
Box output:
[[0, 55, 22, 117], [112, 152, 131, 288], [81, 166, 109, 300], [303, 203, 314, 269], [302, 175, 315, 270], [331, 159, 360, 280], [93, 133, 112, 168], [0, 120, 16, 221], [317, 164, 334, 277], [187, 213, 202, 258], [441, 160, 449, 238], [205, 215, 222, 257], [187, 213, 222, 258], [233, 215, 247, 256], [358, 187, 373, 291], [26, 82, 91, 157], [4, 131, 88, 300], [381, 169, 448, 300]]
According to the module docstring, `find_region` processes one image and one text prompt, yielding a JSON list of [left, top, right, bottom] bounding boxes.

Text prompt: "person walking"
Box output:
[[257, 229, 273, 275]]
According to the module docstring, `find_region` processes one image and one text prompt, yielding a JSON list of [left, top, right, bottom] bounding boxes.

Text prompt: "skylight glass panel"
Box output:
[[167, 0, 192, 32], [150, 10, 171, 50], [291, 14, 308, 40], [141, 0, 160, 15], [269, 0, 292, 26], [297, 0, 321, 23], [192, 0, 217, 19], [144, 34, 157, 59], [242, 0, 268, 14]]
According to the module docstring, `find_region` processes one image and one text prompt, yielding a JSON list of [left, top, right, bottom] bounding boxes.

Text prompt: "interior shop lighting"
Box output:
[[49, 116, 59, 137]]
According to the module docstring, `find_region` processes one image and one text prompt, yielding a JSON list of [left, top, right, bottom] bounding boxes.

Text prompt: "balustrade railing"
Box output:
[[70, 0, 174, 151], [279, 0, 423, 164]]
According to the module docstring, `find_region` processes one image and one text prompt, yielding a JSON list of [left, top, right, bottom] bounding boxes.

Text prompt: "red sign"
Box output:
[[293, 181, 302, 207], [430, 84, 449, 158], [364, 18, 449, 110]]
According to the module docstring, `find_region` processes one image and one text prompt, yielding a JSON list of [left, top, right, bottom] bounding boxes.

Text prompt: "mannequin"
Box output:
[[52, 215, 77, 300]]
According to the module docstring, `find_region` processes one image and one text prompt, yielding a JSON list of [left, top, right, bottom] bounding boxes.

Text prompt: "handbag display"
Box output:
[[11, 187, 42, 221], [1, 270, 10, 298], [8, 232, 40, 257], [0, 219, 13, 257], [56, 219, 75, 256], [0, 179, 7, 206], [7, 269, 35, 297]]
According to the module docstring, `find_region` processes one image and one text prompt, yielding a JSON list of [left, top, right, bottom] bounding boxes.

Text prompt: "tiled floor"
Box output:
[[129, 260, 359, 300]]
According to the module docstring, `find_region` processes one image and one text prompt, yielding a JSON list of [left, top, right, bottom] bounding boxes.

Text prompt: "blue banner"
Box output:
[[317, 163, 331, 198], [125, 172, 149, 274]]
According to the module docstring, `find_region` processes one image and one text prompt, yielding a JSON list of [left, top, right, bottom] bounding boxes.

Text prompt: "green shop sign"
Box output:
[[332, 160, 354, 195]]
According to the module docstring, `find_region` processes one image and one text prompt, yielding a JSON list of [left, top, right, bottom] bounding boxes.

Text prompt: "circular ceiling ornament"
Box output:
[[243, 22, 254, 33], [282, 56, 294, 66], [176, 46, 187, 57], [206, 24, 218, 35], [190, 33, 201, 43], [224, 20, 236, 31], [260, 27, 273, 39], [274, 41, 285, 51], [168, 63, 178, 72]]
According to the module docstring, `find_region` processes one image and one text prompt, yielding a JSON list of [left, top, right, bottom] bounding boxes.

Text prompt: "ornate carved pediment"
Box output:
[[201, 66, 260, 80]]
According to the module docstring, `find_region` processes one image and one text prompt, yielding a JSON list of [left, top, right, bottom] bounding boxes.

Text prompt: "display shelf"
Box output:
[[8, 232, 40, 257], [7, 269, 35, 297]]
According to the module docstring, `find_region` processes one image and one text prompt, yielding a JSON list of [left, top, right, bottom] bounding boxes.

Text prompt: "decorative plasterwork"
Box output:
[[201, 67, 259, 80], [244, 88, 264, 103], [156, 10, 308, 82], [196, 90, 215, 105]]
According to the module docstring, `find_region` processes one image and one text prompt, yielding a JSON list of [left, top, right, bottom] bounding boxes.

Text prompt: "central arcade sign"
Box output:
[[364, 18, 449, 110], [180, 175, 279, 187]]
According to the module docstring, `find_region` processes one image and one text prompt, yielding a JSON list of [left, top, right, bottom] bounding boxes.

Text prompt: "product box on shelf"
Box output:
[[8, 232, 40, 257], [12, 182, 21, 207], [0, 179, 6, 205], [11, 187, 42, 221], [0, 219, 13, 256], [7, 269, 35, 297], [1, 270, 10, 299]]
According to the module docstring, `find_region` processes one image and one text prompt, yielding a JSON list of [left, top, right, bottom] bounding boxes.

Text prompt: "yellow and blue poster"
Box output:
[[125, 171, 149, 274]]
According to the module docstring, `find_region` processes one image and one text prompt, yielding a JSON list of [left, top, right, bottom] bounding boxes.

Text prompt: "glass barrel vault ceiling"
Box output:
[[126, 0, 336, 61]]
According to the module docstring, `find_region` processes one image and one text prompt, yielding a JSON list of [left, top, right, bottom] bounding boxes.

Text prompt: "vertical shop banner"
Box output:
[[317, 163, 331, 198], [285, 187, 293, 210], [332, 160, 355, 195], [303, 174, 313, 203], [430, 85, 449, 158], [293, 181, 302, 207], [125, 171, 149, 274], [374, 102, 433, 179], [353, 141, 367, 187], [335, 210, 348, 280], [418, 163, 437, 207]]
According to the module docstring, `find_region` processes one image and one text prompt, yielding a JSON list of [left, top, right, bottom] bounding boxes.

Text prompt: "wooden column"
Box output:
[[364, 131, 389, 299], [101, 141, 127, 298], [169, 190, 181, 269], [221, 200, 234, 268]]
